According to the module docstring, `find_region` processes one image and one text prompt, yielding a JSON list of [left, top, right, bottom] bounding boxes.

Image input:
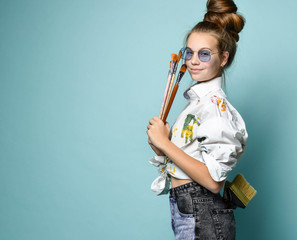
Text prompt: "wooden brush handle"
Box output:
[[161, 73, 175, 118], [159, 72, 172, 118], [162, 84, 178, 123]]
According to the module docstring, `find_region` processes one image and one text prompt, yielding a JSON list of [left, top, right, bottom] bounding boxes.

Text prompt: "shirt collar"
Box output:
[[184, 77, 223, 100]]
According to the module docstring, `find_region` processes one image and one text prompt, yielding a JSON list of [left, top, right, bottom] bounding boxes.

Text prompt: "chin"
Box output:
[[190, 72, 218, 82], [191, 75, 207, 82]]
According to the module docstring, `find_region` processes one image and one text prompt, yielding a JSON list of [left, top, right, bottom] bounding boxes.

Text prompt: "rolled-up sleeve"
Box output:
[[196, 101, 248, 182]]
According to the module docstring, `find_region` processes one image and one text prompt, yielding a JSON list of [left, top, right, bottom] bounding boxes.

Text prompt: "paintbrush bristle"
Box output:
[[172, 54, 178, 62], [177, 51, 182, 63], [180, 64, 187, 73], [175, 64, 187, 84], [230, 174, 257, 207]]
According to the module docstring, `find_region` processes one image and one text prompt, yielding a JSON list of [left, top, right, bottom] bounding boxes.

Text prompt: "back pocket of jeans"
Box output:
[[211, 208, 236, 240]]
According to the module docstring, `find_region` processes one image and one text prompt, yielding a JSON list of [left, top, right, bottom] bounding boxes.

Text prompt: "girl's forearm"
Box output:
[[160, 140, 224, 193]]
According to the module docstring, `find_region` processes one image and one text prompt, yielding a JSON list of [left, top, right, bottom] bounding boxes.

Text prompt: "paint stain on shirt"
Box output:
[[211, 95, 227, 112], [181, 114, 201, 143]]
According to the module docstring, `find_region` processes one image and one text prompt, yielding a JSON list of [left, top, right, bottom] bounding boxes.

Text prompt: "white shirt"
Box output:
[[149, 77, 248, 195]]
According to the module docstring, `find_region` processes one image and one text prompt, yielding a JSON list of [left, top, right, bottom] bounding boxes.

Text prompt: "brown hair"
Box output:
[[186, 0, 245, 70]]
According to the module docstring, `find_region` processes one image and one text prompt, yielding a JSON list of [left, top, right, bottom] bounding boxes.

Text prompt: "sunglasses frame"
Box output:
[[181, 47, 220, 62]]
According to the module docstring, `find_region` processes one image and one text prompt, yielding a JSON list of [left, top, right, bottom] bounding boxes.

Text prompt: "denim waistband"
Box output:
[[169, 181, 220, 199]]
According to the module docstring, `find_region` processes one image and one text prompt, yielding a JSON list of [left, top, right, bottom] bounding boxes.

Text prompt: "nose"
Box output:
[[191, 52, 200, 65]]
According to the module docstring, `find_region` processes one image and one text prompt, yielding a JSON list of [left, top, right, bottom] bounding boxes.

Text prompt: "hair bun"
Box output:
[[203, 0, 245, 42]]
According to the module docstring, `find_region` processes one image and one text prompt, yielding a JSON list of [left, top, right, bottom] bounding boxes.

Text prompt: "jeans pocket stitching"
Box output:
[[210, 208, 235, 240], [171, 197, 194, 218]]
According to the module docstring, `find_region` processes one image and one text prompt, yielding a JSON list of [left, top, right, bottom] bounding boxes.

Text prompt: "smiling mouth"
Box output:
[[190, 68, 203, 73]]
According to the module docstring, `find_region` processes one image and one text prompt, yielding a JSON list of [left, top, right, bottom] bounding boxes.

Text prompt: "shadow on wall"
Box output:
[[234, 72, 289, 239]]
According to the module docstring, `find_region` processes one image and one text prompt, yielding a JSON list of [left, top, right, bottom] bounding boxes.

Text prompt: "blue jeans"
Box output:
[[169, 182, 236, 240]]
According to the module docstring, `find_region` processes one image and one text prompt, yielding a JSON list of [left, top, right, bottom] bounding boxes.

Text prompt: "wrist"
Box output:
[[159, 139, 173, 155], [150, 143, 165, 156]]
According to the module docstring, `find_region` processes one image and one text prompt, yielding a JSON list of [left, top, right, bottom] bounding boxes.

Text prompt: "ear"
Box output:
[[220, 51, 229, 67]]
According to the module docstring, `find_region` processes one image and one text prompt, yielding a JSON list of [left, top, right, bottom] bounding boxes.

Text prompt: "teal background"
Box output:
[[1, 0, 297, 239]]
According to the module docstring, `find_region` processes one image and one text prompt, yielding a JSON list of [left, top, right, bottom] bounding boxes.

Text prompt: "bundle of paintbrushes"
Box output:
[[160, 49, 187, 123]]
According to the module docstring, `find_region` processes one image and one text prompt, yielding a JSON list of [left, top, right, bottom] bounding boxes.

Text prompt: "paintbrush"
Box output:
[[162, 64, 187, 123], [223, 174, 257, 209], [159, 60, 175, 118], [160, 54, 177, 118], [161, 50, 182, 119]]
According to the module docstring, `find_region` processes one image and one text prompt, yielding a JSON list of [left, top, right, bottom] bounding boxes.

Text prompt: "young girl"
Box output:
[[147, 0, 247, 239]]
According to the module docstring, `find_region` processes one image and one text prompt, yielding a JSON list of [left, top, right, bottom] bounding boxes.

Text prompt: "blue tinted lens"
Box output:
[[198, 49, 211, 62], [183, 48, 193, 60], [181, 48, 192, 60]]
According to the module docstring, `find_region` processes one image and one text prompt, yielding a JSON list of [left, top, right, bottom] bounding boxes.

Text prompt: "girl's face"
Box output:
[[185, 32, 229, 82]]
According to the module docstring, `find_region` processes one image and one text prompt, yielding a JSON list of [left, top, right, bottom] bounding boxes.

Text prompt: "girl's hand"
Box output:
[[148, 137, 165, 156], [146, 116, 170, 150]]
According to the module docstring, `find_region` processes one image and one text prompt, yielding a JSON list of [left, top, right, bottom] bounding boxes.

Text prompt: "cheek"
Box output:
[[208, 59, 221, 72], [185, 60, 191, 68], [202, 62, 215, 72]]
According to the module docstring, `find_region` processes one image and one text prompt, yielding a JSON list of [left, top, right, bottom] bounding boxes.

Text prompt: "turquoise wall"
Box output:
[[1, 0, 297, 239]]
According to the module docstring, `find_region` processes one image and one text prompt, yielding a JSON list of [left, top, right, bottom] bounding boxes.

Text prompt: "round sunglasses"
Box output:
[[181, 47, 219, 62]]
